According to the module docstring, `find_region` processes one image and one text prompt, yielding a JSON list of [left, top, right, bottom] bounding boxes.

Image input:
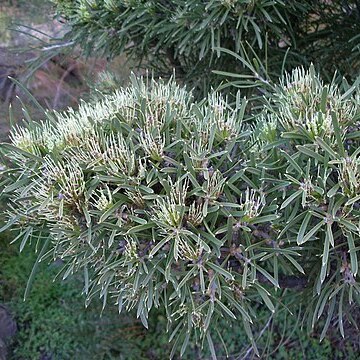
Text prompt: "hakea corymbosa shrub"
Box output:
[[1, 68, 360, 357]]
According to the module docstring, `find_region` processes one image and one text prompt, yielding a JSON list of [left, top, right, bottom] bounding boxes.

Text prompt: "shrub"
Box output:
[[51, 0, 360, 93], [1, 68, 360, 358]]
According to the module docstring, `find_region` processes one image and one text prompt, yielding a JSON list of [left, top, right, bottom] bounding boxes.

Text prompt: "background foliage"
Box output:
[[0, 231, 171, 360], [52, 0, 360, 94]]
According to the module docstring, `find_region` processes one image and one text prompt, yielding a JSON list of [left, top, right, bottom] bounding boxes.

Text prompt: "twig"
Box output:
[[41, 41, 75, 52]]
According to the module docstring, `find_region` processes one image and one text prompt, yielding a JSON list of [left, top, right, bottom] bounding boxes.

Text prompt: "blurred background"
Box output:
[[0, 0, 131, 142]]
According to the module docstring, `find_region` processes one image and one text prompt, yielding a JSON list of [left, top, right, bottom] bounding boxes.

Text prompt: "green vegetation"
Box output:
[[1, 0, 360, 359], [0, 231, 173, 359], [1, 66, 360, 357], [52, 0, 360, 94], [1, 230, 359, 359]]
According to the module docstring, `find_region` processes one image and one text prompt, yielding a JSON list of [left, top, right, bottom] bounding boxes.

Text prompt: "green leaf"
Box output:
[[297, 145, 324, 162], [320, 229, 330, 284], [316, 137, 339, 160], [149, 236, 171, 258], [206, 332, 217, 360], [2, 177, 31, 193], [280, 189, 302, 210], [0, 143, 44, 162], [320, 86, 328, 113], [320, 297, 336, 341], [330, 112, 345, 157], [180, 329, 190, 357], [345, 194, 360, 206], [346, 232, 358, 276], [254, 264, 279, 288], [249, 214, 279, 224], [256, 285, 275, 313], [0, 215, 20, 233], [208, 262, 234, 281], [339, 218, 358, 233], [204, 301, 215, 331], [326, 223, 334, 247], [20, 227, 33, 253], [327, 184, 340, 198], [126, 222, 154, 234], [24, 236, 50, 300], [9, 76, 47, 116], [338, 287, 345, 338], [216, 299, 237, 319], [243, 318, 259, 356], [281, 150, 303, 174], [178, 267, 197, 289], [302, 220, 325, 244], [99, 198, 127, 223], [283, 254, 305, 274], [340, 76, 360, 100], [297, 211, 312, 245]]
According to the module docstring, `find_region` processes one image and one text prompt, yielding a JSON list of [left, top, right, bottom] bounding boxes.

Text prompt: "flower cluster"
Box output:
[[274, 66, 357, 139]]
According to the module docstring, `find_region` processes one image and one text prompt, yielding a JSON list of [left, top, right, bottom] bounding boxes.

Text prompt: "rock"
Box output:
[[0, 305, 17, 360], [0, 304, 17, 340], [0, 47, 34, 104], [0, 47, 33, 67]]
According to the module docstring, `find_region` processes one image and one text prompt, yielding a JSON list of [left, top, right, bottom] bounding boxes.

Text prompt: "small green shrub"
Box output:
[[1, 68, 360, 358]]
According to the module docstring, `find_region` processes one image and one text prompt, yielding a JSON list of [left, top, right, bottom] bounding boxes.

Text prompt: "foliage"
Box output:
[[2, 0, 360, 357], [0, 231, 173, 360], [51, 0, 360, 94], [1, 67, 360, 357], [2, 232, 359, 359], [1, 250, 83, 359]]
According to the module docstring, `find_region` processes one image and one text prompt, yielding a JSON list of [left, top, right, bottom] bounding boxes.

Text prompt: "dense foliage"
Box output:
[[1, 67, 360, 357], [2, 1, 360, 357], [3, 235, 356, 359], [52, 0, 360, 93]]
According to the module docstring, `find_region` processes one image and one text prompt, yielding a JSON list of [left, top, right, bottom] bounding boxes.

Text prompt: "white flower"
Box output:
[[153, 179, 188, 228], [240, 188, 265, 219], [275, 66, 356, 138]]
